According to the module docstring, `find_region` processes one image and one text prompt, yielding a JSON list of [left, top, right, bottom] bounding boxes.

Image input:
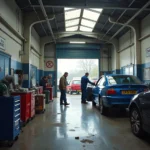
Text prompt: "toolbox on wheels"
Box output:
[[43, 90, 50, 104], [29, 91, 35, 119], [35, 94, 45, 113], [11, 92, 31, 125], [0, 96, 21, 147]]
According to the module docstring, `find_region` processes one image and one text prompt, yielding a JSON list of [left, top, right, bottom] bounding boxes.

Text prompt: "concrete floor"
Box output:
[[1, 93, 150, 150]]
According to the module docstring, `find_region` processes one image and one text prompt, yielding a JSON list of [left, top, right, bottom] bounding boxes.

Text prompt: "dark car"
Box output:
[[129, 91, 150, 137], [87, 74, 148, 115]]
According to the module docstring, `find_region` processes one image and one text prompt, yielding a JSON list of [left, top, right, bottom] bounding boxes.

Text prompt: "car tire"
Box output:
[[70, 91, 73, 95], [99, 98, 108, 115], [130, 107, 144, 137]]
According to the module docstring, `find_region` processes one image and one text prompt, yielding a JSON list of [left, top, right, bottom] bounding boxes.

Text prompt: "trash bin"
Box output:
[[43, 90, 50, 104]]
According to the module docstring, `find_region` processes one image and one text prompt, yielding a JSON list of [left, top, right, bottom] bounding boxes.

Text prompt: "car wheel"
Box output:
[[130, 107, 144, 137], [99, 98, 108, 115], [70, 91, 73, 95]]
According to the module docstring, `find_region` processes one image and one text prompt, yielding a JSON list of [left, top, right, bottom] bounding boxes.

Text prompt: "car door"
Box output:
[[94, 77, 106, 105], [98, 77, 106, 96], [140, 92, 150, 126]]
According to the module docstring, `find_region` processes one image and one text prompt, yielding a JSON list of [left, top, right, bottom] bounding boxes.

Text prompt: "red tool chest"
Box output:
[[38, 86, 43, 94], [11, 92, 31, 123], [35, 94, 45, 113], [29, 91, 35, 118], [46, 87, 53, 101]]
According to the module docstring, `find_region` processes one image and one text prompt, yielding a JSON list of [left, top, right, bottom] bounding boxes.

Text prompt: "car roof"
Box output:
[[72, 77, 81, 80], [104, 74, 134, 77]]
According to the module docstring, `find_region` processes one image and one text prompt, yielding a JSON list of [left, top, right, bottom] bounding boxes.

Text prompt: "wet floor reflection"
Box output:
[[0, 93, 150, 150]]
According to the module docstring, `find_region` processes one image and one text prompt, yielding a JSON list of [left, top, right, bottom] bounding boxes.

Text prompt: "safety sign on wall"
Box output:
[[45, 59, 55, 71], [46, 60, 54, 68]]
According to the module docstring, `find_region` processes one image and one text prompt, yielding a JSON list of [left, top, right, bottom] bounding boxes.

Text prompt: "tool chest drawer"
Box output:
[[11, 92, 31, 122], [0, 96, 21, 141]]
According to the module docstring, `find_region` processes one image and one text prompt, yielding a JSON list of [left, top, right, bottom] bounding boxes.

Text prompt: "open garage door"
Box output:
[[56, 44, 101, 96]]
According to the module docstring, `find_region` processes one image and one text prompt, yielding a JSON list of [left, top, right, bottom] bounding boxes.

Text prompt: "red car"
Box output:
[[67, 78, 81, 94]]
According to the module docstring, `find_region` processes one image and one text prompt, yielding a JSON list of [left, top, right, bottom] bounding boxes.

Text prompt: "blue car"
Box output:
[[87, 74, 148, 115]]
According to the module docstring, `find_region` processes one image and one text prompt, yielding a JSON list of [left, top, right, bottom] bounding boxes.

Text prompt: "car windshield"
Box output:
[[107, 75, 142, 85], [73, 80, 81, 84]]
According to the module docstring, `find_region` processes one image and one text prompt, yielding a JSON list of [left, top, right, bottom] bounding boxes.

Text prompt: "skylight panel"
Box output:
[[80, 26, 93, 32], [90, 8, 103, 13], [64, 8, 74, 11], [83, 9, 100, 21], [81, 19, 96, 28], [66, 19, 80, 27], [65, 9, 81, 20], [66, 26, 78, 31]]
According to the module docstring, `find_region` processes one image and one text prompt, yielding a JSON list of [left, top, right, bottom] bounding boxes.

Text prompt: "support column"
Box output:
[[130, 20, 141, 79], [111, 39, 120, 74], [22, 12, 52, 88]]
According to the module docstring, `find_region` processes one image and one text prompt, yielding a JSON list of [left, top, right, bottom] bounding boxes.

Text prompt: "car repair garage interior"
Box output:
[[1, 0, 150, 149]]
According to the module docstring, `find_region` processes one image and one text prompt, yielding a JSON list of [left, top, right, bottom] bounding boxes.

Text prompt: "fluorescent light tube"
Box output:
[[70, 41, 86, 44]]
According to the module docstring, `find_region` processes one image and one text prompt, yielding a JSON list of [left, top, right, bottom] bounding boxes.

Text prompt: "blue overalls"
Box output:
[[81, 75, 93, 102]]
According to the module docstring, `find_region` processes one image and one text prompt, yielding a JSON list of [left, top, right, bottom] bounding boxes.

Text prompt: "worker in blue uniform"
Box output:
[[81, 72, 95, 104]]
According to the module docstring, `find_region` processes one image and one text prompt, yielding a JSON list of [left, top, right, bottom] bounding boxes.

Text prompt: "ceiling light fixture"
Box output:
[[70, 41, 86, 44]]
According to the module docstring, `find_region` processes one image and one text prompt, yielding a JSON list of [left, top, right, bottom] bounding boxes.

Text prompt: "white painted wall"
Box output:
[[119, 30, 135, 67], [0, 0, 23, 35], [110, 45, 116, 71], [30, 49, 40, 69], [0, 0, 41, 70], [30, 28, 41, 68], [100, 46, 110, 71], [44, 44, 55, 57], [141, 14, 150, 64], [0, 29, 22, 62], [31, 28, 40, 53], [0, 0, 23, 62]]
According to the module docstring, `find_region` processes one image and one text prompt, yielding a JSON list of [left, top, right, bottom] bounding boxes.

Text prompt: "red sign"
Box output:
[[46, 61, 54, 68]]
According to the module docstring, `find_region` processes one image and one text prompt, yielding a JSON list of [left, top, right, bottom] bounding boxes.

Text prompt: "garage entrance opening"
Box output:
[[57, 59, 99, 93]]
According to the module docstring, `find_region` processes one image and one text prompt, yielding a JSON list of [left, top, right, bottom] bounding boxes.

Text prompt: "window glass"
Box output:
[[72, 80, 81, 84], [107, 75, 142, 85], [97, 77, 105, 86]]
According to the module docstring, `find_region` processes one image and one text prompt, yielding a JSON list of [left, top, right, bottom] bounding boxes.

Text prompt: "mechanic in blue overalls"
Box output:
[[81, 72, 95, 104]]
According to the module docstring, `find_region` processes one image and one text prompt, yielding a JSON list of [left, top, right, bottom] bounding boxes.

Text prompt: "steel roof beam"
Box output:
[[101, 0, 136, 39], [32, 5, 150, 11], [108, 0, 150, 42], [52, 8, 59, 32], [38, 0, 56, 43]]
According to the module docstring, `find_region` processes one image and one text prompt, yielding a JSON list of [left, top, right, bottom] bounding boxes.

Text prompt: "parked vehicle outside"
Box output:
[[129, 91, 150, 137], [87, 74, 148, 115], [66, 77, 81, 94]]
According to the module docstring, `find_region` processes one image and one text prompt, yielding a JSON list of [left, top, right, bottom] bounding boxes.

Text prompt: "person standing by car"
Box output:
[[59, 72, 70, 106], [81, 72, 95, 104]]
